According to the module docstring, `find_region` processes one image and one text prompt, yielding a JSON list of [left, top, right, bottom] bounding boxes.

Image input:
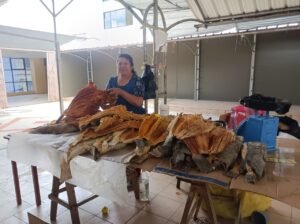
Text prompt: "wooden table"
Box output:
[[7, 135, 300, 224]]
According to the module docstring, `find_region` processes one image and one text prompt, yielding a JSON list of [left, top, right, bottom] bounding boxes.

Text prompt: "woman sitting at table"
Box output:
[[105, 53, 146, 114]]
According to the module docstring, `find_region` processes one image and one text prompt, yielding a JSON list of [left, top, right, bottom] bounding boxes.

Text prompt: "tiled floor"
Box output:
[[1, 165, 300, 224], [0, 97, 300, 223]]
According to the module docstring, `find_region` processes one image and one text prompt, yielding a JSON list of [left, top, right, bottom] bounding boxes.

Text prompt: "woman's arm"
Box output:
[[108, 88, 143, 107]]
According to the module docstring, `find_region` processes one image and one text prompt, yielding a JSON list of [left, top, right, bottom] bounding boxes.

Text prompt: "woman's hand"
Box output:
[[108, 88, 124, 97], [108, 88, 143, 107]]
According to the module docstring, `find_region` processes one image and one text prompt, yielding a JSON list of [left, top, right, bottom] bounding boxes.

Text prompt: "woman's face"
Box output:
[[117, 57, 132, 76]]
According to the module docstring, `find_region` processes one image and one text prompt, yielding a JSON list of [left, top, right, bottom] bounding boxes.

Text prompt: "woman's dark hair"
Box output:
[[118, 53, 137, 75]]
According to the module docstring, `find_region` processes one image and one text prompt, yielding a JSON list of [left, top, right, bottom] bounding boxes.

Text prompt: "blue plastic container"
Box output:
[[237, 115, 279, 151]]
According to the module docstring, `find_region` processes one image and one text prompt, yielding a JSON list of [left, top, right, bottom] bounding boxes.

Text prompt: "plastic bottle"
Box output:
[[139, 171, 150, 202]]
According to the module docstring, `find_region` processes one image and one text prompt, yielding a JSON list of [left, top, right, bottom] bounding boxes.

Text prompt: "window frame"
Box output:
[[103, 8, 133, 29], [4, 57, 33, 93]]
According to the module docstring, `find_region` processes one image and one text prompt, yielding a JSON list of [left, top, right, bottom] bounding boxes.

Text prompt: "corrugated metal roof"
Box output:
[[121, 0, 300, 38], [190, 0, 300, 20], [62, 0, 300, 51]]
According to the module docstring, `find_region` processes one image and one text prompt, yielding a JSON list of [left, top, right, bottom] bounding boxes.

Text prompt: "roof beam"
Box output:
[[170, 24, 300, 42], [194, 0, 207, 22], [203, 6, 300, 23], [167, 18, 203, 31], [116, 0, 143, 24]]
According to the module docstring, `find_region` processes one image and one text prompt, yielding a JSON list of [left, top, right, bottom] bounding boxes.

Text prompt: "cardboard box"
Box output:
[[230, 138, 300, 209], [138, 138, 300, 209]]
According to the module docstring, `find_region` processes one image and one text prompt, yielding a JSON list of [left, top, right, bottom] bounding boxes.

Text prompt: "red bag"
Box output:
[[229, 105, 265, 130]]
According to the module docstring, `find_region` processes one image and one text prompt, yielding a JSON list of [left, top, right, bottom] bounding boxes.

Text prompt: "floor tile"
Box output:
[[86, 216, 112, 224], [22, 187, 51, 206], [293, 207, 300, 220], [269, 212, 292, 224], [1, 216, 26, 224], [125, 192, 149, 209], [96, 201, 141, 224], [144, 194, 182, 220], [0, 200, 31, 222], [81, 196, 113, 216], [14, 200, 67, 223], [165, 221, 177, 224], [269, 200, 292, 217], [159, 182, 188, 203], [169, 203, 208, 224], [58, 186, 94, 204], [36, 171, 53, 188], [292, 218, 300, 224], [149, 177, 172, 195], [0, 181, 35, 198], [127, 210, 168, 224], [150, 172, 174, 183], [0, 189, 16, 205], [55, 208, 95, 224]]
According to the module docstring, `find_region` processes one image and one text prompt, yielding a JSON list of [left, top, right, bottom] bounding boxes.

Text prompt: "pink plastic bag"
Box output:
[[229, 105, 265, 130]]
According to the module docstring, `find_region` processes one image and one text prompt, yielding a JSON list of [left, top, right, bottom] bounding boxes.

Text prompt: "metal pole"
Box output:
[[153, 0, 159, 114], [86, 60, 89, 82], [52, 0, 64, 115], [40, 0, 73, 115], [163, 51, 167, 104], [143, 16, 148, 113], [194, 40, 200, 100], [249, 34, 257, 96], [89, 51, 94, 82], [194, 47, 197, 101]]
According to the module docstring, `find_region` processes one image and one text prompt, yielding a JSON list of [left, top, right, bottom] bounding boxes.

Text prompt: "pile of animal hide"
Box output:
[[30, 98, 266, 183], [59, 105, 147, 180], [149, 114, 267, 184], [67, 105, 145, 161], [30, 82, 116, 134]]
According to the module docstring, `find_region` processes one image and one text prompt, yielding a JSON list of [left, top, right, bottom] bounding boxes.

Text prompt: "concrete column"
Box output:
[[0, 50, 8, 108], [46, 51, 59, 101]]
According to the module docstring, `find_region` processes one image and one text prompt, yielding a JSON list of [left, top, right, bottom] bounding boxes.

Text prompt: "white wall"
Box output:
[[77, 42, 196, 99], [61, 54, 88, 97]]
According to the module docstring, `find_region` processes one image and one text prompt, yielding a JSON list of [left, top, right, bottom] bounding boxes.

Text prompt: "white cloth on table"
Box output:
[[6, 132, 132, 203]]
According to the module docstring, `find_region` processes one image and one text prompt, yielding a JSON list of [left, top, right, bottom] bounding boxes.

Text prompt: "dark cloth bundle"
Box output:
[[277, 116, 300, 139], [240, 94, 291, 114], [141, 64, 157, 100]]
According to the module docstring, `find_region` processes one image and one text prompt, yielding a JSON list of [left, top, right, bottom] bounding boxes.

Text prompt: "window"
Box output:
[[104, 9, 133, 29], [3, 58, 33, 93]]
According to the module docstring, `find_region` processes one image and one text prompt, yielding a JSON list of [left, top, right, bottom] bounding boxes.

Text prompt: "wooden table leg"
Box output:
[[187, 194, 200, 222], [50, 176, 60, 221], [132, 168, 141, 200], [234, 191, 242, 224], [31, 166, 41, 206], [180, 182, 218, 224], [180, 185, 196, 224], [176, 177, 181, 189], [11, 161, 22, 205], [201, 183, 218, 224], [193, 193, 203, 221], [66, 182, 80, 224]]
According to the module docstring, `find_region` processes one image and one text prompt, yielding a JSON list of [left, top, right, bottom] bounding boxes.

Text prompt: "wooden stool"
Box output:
[[48, 176, 98, 224], [28, 212, 49, 224], [178, 177, 242, 224], [181, 182, 218, 224]]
